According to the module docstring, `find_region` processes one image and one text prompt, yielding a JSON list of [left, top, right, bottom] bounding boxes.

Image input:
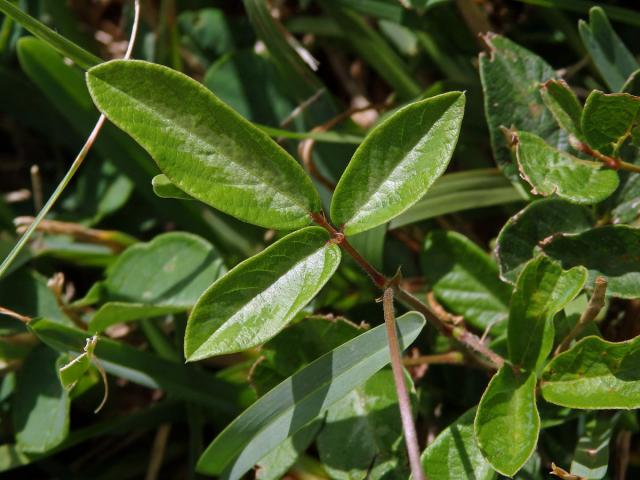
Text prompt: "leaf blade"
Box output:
[[541, 335, 640, 409], [86, 60, 321, 229], [331, 92, 465, 235], [196, 311, 425, 479], [185, 227, 341, 360], [508, 256, 587, 371], [474, 367, 539, 477]]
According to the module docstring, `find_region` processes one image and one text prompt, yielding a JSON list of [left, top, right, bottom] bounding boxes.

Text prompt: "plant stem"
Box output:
[[555, 276, 607, 355], [382, 288, 425, 480], [571, 137, 640, 174], [403, 351, 465, 367], [0, 0, 141, 280], [311, 211, 505, 370]]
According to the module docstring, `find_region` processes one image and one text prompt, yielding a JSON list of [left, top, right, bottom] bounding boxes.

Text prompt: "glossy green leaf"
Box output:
[[86, 60, 321, 230], [196, 311, 425, 479], [571, 412, 616, 479], [88, 232, 225, 332], [578, 7, 639, 92], [185, 227, 341, 360], [331, 92, 465, 235], [514, 130, 619, 204], [0, 0, 100, 70], [317, 369, 409, 479], [29, 318, 248, 413], [479, 33, 564, 181], [581, 91, 640, 153], [474, 367, 539, 477], [13, 346, 70, 453], [421, 408, 496, 480], [152, 174, 194, 200], [541, 335, 640, 409], [542, 225, 640, 299], [496, 198, 594, 283], [508, 256, 587, 371], [540, 79, 583, 138], [423, 230, 511, 331], [389, 168, 523, 229]]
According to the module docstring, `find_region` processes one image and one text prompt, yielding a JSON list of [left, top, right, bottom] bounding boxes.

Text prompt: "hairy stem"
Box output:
[[0, 0, 141, 280], [555, 276, 607, 355], [382, 288, 425, 480]]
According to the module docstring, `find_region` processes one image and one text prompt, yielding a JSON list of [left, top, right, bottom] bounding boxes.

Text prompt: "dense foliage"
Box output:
[[2, 1, 640, 479]]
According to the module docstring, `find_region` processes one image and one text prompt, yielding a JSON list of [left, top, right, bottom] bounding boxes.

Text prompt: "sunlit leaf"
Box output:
[[541, 335, 640, 409], [331, 92, 465, 235], [185, 227, 341, 360], [514, 130, 619, 204], [474, 367, 538, 477], [87, 60, 321, 230]]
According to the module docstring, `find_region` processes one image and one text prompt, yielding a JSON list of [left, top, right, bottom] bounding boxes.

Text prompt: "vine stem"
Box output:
[[570, 136, 640, 174], [382, 287, 426, 480], [0, 0, 141, 280]]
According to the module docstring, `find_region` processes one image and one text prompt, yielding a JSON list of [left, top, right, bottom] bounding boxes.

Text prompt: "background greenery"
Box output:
[[2, 0, 640, 479]]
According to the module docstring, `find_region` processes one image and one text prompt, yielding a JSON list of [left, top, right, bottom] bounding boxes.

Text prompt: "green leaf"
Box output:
[[29, 318, 248, 413], [256, 422, 321, 480], [88, 232, 225, 332], [0, 0, 101, 70], [196, 311, 425, 479], [86, 60, 321, 230], [578, 7, 639, 92], [540, 79, 583, 138], [422, 230, 512, 331], [152, 174, 194, 201], [542, 225, 640, 299], [581, 91, 640, 153], [101, 232, 224, 306], [496, 198, 594, 283], [421, 408, 496, 480], [331, 92, 465, 235], [317, 369, 409, 479], [508, 256, 587, 371], [571, 412, 616, 479], [514, 130, 619, 204], [541, 335, 640, 409], [479, 33, 564, 181], [389, 168, 523, 229], [474, 367, 539, 477], [185, 227, 341, 360], [12, 346, 70, 453]]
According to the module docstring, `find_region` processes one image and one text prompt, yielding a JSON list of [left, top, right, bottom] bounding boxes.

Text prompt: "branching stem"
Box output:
[[570, 137, 640, 174], [382, 288, 425, 480]]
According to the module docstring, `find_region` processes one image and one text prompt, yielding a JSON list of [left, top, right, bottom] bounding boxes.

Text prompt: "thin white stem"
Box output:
[[0, 0, 141, 280]]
